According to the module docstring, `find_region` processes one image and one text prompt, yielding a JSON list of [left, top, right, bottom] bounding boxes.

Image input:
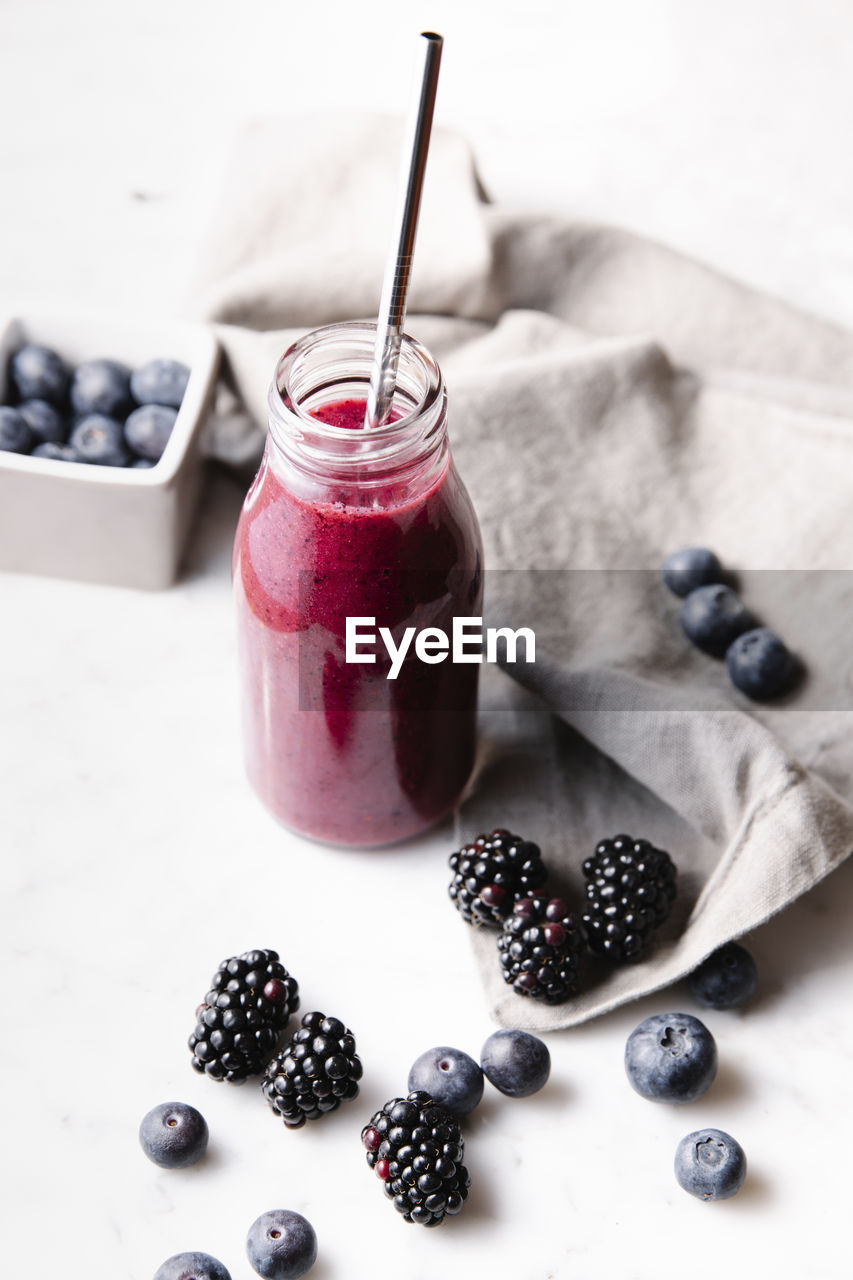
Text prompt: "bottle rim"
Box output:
[[268, 320, 446, 476]]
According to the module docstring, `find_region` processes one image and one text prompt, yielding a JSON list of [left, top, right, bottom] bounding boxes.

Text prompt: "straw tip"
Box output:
[[420, 30, 443, 43]]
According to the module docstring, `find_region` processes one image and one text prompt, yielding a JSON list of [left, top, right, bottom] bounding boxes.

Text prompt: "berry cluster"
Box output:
[[146, 947, 363, 1274], [663, 545, 795, 700], [360, 1028, 552, 1227], [448, 828, 680, 1000], [142, 931, 758, 1268], [1, 341, 189, 467], [187, 950, 363, 1134]]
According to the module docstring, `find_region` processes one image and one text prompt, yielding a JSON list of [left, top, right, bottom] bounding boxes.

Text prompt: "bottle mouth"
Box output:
[[268, 321, 446, 475]]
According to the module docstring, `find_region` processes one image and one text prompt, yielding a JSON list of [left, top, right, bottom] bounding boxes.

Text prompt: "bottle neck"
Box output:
[[266, 321, 449, 505]]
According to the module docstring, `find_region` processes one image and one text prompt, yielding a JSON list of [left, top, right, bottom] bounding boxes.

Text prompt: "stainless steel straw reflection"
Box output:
[[364, 31, 443, 429]]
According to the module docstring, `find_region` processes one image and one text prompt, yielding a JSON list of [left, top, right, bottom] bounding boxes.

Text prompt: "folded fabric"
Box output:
[[188, 112, 853, 1028]]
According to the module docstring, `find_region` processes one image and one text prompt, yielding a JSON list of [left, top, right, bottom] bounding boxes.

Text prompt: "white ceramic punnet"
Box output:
[[0, 309, 220, 589]]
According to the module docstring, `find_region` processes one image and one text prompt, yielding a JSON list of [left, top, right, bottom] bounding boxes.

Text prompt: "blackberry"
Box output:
[[361, 1091, 471, 1226], [448, 828, 547, 926], [496, 896, 584, 1002], [582, 835, 677, 963], [188, 949, 299, 1082], [262, 1012, 362, 1128]]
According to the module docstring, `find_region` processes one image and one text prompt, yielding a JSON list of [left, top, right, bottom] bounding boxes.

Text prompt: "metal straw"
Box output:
[[364, 31, 443, 429]]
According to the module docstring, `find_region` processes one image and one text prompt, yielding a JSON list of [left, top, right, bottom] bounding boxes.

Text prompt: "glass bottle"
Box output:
[[233, 321, 483, 846]]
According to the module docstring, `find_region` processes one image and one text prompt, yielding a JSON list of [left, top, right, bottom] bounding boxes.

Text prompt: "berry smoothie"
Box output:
[[234, 396, 482, 846]]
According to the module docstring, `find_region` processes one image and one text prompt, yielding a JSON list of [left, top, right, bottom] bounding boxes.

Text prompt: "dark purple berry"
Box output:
[[625, 1012, 717, 1103], [726, 628, 794, 700], [189, 949, 299, 1083], [9, 343, 70, 406], [32, 441, 78, 462], [70, 358, 133, 419], [681, 584, 753, 657], [139, 1101, 208, 1169], [17, 399, 67, 445], [131, 357, 190, 408], [69, 415, 131, 467], [662, 547, 723, 597], [674, 1128, 747, 1200], [480, 1029, 551, 1097], [582, 835, 677, 963], [449, 829, 547, 927], [0, 406, 34, 454], [497, 896, 584, 1002], [153, 1252, 232, 1280], [262, 1011, 361, 1127], [246, 1209, 317, 1279], [407, 1046, 484, 1116], [686, 942, 758, 1009], [124, 403, 178, 462], [361, 1091, 471, 1226]]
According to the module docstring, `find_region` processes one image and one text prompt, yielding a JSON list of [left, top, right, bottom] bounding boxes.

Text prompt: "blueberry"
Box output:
[[69, 414, 131, 466], [0, 406, 35, 453], [124, 404, 178, 462], [674, 1128, 746, 1201], [246, 1210, 317, 1280], [70, 358, 133, 419], [153, 1251, 232, 1280], [480, 1029, 551, 1097], [17, 398, 67, 445], [407, 1045, 484, 1115], [686, 942, 758, 1010], [9, 343, 70, 406], [131, 457, 157, 469], [726, 628, 794, 700], [32, 441, 78, 462], [624, 1012, 717, 1103], [680, 584, 753, 657], [139, 1101, 208, 1169], [131, 357, 190, 408], [662, 546, 723, 597]]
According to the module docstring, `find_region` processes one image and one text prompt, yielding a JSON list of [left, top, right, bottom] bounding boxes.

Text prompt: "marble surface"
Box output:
[[2, 2, 853, 1277]]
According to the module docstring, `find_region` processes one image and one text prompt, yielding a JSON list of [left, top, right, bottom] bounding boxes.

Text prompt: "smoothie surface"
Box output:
[[311, 396, 407, 431]]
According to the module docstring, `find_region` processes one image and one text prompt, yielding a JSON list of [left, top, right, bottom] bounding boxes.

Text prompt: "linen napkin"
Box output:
[[189, 113, 853, 1029]]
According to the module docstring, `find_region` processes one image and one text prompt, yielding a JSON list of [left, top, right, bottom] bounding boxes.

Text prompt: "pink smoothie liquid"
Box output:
[[233, 397, 483, 846]]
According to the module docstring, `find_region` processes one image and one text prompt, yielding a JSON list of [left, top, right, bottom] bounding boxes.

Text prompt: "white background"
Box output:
[[2, 2, 852, 1278]]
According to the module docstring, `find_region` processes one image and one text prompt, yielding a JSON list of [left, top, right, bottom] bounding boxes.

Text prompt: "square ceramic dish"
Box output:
[[0, 309, 220, 589]]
